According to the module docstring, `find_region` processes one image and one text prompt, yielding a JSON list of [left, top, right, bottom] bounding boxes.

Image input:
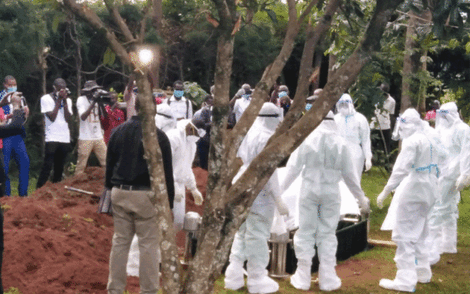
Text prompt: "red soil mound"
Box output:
[[0, 166, 208, 294]]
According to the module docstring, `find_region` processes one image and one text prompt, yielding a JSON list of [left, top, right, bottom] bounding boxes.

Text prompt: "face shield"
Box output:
[[435, 109, 452, 130], [392, 109, 421, 140], [336, 94, 354, 116]]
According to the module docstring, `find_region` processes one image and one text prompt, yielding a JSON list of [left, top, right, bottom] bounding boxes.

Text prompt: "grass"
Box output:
[[213, 166, 470, 293], [4, 167, 470, 293]]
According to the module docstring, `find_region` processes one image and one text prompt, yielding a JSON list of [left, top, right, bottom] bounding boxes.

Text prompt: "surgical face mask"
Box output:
[[278, 91, 287, 98], [242, 94, 250, 100], [339, 107, 350, 116], [7, 86, 17, 93], [174, 90, 184, 98], [305, 103, 312, 111]]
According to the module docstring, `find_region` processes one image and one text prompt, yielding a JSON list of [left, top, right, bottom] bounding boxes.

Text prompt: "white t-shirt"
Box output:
[[164, 96, 193, 120], [233, 97, 252, 122], [41, 94, 72, 143], [77, 96, 103, 140], [370, 94, 396, 130]]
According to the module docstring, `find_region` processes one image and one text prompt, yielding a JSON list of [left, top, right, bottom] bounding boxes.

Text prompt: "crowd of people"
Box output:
[[1, 74, 470, 294]]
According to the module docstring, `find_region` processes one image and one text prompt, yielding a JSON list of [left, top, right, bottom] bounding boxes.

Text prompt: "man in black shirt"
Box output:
[[105, 101, 174, 294]]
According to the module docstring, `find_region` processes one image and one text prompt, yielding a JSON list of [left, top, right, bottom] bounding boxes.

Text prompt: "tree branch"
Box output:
[[62, 0, 132, 67], [104, 0, 136, 43]]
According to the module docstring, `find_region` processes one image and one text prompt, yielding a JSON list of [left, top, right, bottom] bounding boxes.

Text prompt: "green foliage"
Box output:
[[103, 47, 116, 66], [0, 0, 48, 85]]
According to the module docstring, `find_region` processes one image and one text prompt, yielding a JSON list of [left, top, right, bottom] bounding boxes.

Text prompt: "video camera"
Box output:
[[93, 89, 112, 104]]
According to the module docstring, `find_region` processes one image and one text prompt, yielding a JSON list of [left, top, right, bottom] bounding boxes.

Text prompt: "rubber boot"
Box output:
[[379, 269, 416, 292], [246, 265, 279, 294], [318, 264, 341, 292], [224, 260, 245, 290], [290, 259, 312, 291]]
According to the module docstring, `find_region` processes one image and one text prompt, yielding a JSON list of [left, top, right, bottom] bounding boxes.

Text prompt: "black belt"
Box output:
[[117, 184, 151, 191]]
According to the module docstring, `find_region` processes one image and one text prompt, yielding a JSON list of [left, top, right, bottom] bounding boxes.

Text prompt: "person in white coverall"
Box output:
[[224, 102, 289, 294], [334, 94, 372, 182], [154, 103, 177, 132], [426, 102, 470, 265], [377, 108, 441, 292], [282, 111, 370, 292], [127, 106, 204, 277]]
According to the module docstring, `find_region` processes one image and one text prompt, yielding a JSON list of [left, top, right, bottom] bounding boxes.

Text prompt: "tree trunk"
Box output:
[[401, 9, 432, 114], [135, 70, 182, 294], [62, 1, 405, 293], [183, 1, 403, 293]]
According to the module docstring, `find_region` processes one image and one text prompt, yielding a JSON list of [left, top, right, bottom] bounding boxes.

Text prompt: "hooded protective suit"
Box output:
[[126, 115, 204, 277], [224, 102, 288, 294], [334, 94, 373, 181], [426, 102, 470, 264], [281, 111, 370, 292], [377, 108, 441, 292], [155, 104, 177, 132], [166, 119, 204, 231]]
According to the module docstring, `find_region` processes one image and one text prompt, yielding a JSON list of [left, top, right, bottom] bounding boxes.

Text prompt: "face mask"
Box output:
[[174, 90, 184, 98], [7, 87, 17, 93], [339, 107, 350, 116], [278, 91, 287, 98], [242, 94, 250, 100], [305, 104, 312, 111]]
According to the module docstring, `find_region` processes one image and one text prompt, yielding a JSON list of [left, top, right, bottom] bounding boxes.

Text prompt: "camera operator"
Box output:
[[75, 80, 107, 175], [100, 91, 125, 145]]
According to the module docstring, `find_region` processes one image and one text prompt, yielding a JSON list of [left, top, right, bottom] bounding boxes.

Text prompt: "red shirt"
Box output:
[[101, 104, 125, 144], [424, 109, 436, 121]]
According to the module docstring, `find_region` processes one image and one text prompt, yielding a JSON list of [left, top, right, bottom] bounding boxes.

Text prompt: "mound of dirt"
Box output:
[[0, 166, 208, 294]]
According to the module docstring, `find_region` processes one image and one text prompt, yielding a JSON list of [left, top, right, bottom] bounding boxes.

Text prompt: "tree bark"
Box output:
[[401, 9, 432, 114], [184, 1, 403, 293], [62, 0, 132, 67], [135, 70, 182, 294]]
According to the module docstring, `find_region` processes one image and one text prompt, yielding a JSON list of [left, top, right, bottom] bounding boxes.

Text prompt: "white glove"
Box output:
[[365, 158, 372, 172], [190, 188, 204, 206], [376, 189, 391, 209], [276, 200, 289, 216], [357, 196, 370, 215]]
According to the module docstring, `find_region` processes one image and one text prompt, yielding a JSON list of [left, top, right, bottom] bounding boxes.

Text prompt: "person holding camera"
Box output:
[[100, 91, 125, 144], [36, 78, 73, 189], [0, 75, 30, 197], [75, 80, 107, 175]]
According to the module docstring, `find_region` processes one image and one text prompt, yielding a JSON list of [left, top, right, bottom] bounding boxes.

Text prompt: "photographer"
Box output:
[[37, 78, 73, 189], [75, 80, 107, 175], [0, 75, 30, 197], [100, 91, 125, 144]]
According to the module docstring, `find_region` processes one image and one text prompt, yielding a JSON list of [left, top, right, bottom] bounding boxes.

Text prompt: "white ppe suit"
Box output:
[[126, 115, 203, 277], [377, 108, 440, 292], [166, 119, 204, 231], [155, 103, 177, 132], [282, 111, 370, 292], [224, 102, 287, 294], [426, 102, 470, 264], [334, 94, 373, 181]]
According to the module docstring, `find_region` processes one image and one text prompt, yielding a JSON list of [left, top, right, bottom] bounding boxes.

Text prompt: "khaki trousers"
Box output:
[[107, 187, 159, 294], [75, 139, 107, 174]]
